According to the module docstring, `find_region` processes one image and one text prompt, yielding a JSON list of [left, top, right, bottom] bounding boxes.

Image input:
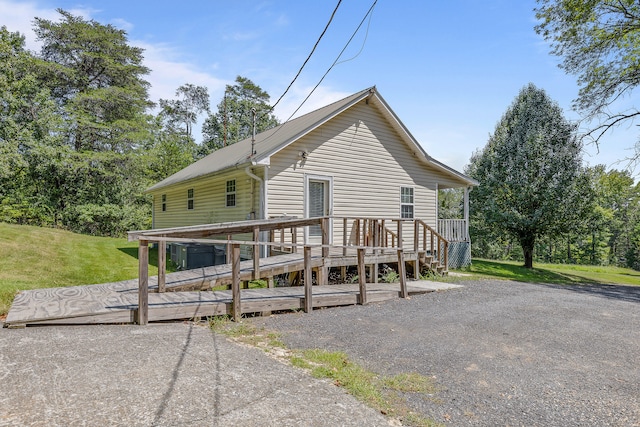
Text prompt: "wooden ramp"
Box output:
[[5, 279, 461, 327]]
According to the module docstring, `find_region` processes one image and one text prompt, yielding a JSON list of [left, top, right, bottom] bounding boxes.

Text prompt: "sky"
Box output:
[[1, 0, 638, 177]]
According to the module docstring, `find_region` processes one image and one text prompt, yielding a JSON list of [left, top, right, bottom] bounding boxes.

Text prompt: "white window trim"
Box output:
[[226, 179, 236, 208], [187, 188, 194, 210], [303, 174, 333, 244], [400, 186, 415, 219]]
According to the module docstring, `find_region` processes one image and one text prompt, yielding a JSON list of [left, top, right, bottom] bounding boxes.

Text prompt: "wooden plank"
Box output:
[[357, 248, 367, 305], [137, 240, 149, 325], [304, 246, 312, 313], [231, 243, 241, 322], [253, 226, 260, 280], [398, 248, 407, 298], [158, 239, 166, 293], [342, 217, 348, 256]]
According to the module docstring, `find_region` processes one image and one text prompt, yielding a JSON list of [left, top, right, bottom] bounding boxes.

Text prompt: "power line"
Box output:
[[279, 0, 378, 124], [269, 0, 343, 112]]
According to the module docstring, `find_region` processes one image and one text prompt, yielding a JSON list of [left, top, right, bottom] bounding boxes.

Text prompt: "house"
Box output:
[[146, 87, 477, 268]]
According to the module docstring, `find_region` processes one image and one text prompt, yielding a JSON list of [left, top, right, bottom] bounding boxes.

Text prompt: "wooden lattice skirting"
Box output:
[[448, 241, 471, 269]]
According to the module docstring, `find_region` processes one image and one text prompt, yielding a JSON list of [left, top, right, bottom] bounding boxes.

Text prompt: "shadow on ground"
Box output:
[[539, 282, 640, 304]]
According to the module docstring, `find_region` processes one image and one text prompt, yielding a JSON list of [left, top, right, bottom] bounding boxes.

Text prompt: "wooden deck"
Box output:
[[5, 278, 461, 327], [5, 230, 455, 327]]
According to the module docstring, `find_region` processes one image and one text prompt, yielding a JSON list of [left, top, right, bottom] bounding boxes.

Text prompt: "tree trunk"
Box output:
[[519, 234, 535, 269]]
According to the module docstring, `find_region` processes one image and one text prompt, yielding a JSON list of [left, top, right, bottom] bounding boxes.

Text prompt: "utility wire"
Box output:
[[269, 0, 343, 112], [279, 0, 378, 124]]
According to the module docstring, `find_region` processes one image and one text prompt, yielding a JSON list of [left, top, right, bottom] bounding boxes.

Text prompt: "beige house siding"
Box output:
[[150, 168, 256, 229], [267, 100, 454, 246]]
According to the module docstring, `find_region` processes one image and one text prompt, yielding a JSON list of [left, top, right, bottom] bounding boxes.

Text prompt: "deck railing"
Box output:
[[437, 219, 469, 242], [130, 216, 449, 325]]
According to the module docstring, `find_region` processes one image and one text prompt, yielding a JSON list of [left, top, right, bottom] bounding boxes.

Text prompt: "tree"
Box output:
[[202, 76, 279, 152], [159, 83, 209, 139], [535, 0, 640, 161], [468, 84, 589, 268], [0, 26, 63, 225], [33, 9, 152, 153]]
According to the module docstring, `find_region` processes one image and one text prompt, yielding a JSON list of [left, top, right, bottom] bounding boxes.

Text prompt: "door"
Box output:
[[305, 175, 333, 243]]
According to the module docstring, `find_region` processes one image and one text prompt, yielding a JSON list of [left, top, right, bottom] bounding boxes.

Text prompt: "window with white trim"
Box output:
[[161, 194, 167, 212], [226, 180, 236, 207], [400, 187, 414, 219], [187, 188, 194, 210]]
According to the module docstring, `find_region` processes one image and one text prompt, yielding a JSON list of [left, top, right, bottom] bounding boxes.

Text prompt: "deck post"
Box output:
[[413, 221, 420, 279], [342, 217, 348, 256], [279, 228, 284, 252], [397, 220, 403, 249], [304, 245, 313, 313], [319, 218, 329, 285], [357, 248, 367, 305], [137, 239, 149, 325], [355, 219, 360, 246], [291, 227, 297, 253], [158, 239, 166, 293], [253, 226, 260, 280], [226, 234, 232, 263], [269, 229, 274, 256], [444, 240, 449, 271], [372, 219, 379, 283], [231, 243, 241, 322], [397, 248, 407, 298]]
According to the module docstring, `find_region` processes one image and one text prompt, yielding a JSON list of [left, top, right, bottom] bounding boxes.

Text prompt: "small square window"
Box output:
[[226, 180, 236, 207], [187, 188, 194, 210]]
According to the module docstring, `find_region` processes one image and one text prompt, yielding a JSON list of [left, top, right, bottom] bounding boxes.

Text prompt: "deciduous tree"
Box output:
[[468, 84, 590, 268], [535, 0, 640, 162]]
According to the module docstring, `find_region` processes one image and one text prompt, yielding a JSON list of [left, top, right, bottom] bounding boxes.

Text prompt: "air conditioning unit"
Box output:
[[169, 243, 227, 270]]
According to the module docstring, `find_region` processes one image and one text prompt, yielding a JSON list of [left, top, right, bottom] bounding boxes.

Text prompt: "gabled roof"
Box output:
[[147, 86, 477, 192]]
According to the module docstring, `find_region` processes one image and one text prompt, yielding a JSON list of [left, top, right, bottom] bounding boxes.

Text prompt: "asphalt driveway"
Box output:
[[1, 279, 638, 426], [253, 279, 640, 426], [0, 322, 389, 426]]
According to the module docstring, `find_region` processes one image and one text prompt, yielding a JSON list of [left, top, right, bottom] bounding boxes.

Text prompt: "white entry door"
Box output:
[[305, 175, 333, 243]]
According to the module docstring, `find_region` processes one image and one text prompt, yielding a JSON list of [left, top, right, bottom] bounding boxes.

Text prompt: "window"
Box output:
[[161, 194, 167, 212], [187, 188, 194, 210], [226, 180, 236, 207], [400, 187, 414, 219]]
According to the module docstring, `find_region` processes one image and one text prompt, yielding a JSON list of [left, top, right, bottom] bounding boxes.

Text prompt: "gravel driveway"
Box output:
[[253, 280, 640, 426]]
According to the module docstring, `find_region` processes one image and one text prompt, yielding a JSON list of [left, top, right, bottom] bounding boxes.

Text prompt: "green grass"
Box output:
[[209, 316, 441, 426], [0, 222, 166, 316], [459, 258, 640, 286]]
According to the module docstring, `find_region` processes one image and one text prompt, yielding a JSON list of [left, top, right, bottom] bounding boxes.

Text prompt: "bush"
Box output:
[[64, 203, 151, 237], [0, 197, 54, 226]]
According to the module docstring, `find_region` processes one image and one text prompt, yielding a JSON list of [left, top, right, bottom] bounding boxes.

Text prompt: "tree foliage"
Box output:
[[159, 83, 209, 139], [1, 12, 285, 236], [535, 0, 640, 159], [468, 84, 589, 268], [33, 9, 152, 153], [202, 76, 279, 152]]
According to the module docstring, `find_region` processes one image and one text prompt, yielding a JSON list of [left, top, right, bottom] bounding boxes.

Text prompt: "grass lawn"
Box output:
[[2, 223, 639, 317], [0, 223, 165, 316], [462, 258, 640, 286]]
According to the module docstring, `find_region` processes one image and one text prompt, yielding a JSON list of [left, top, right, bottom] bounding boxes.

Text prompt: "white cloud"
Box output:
[[135, 41, 227, 104]]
